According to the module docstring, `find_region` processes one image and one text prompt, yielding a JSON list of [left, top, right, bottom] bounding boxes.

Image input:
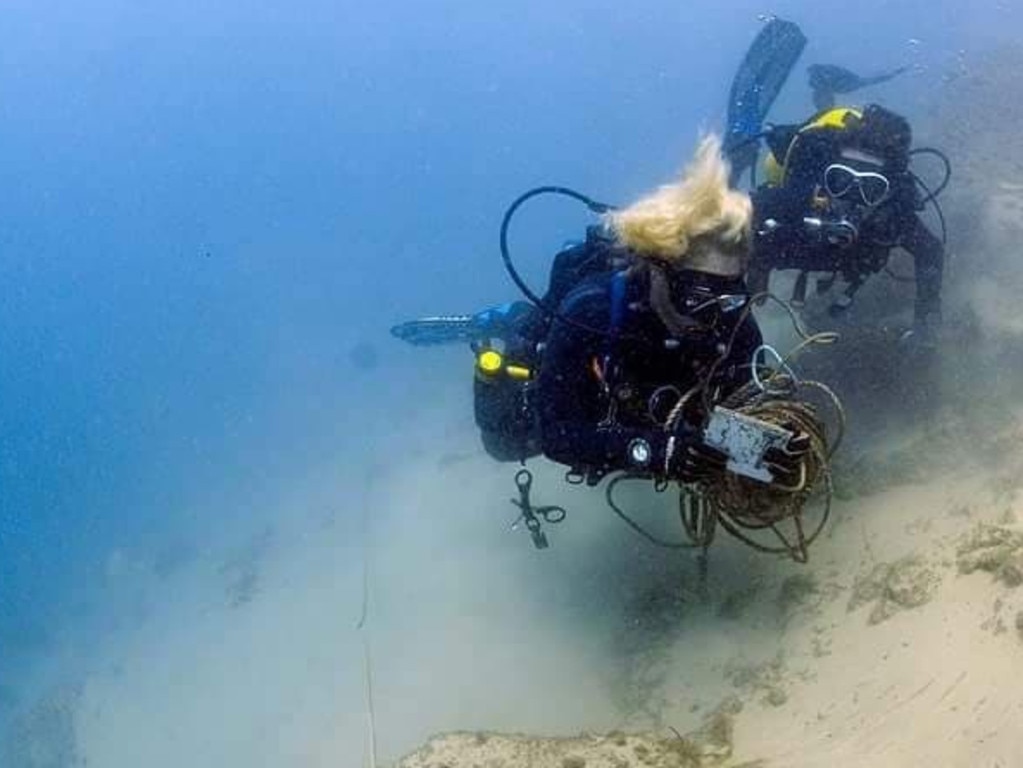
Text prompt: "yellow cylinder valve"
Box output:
[[476, 348, 532, 381], [477, 349, 504, 376]]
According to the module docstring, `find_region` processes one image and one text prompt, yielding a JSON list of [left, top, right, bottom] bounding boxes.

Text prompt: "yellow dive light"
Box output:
[[505, 364, 531, 381]]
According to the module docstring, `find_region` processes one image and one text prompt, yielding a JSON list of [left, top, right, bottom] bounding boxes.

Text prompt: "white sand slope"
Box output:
[[394, 404, 1023, 767]]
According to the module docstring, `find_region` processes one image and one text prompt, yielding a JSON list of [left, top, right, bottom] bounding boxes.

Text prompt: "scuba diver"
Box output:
[[519, 137, 807, 483], [724, 19, 948, 343], [397, 136, 811, 485], [745, 104, 946, 342]]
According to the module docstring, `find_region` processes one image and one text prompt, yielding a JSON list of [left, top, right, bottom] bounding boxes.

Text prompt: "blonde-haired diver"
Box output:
[[609, 134, 753, 272], [525, 133, 804, 484], [392, 133, 811, 485]]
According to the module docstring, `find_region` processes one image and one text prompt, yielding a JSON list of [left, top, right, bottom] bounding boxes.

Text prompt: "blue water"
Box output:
[[0, 0, 1020, 763]]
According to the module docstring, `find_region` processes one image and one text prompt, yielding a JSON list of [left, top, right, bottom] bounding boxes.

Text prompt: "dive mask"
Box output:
[[823, 163, 891, 207]]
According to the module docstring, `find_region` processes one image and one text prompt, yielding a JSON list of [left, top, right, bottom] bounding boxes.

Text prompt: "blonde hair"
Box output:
[[607, 134, 752, 271]]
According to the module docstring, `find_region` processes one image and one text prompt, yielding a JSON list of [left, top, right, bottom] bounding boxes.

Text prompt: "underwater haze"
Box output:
[[1, 0, 1022, 765]]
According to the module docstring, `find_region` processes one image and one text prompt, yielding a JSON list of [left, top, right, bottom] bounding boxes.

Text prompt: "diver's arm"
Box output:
[[750, 185, 821, 267]]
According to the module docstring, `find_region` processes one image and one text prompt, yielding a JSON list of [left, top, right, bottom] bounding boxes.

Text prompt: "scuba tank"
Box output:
[[472, 338, 542, 463]]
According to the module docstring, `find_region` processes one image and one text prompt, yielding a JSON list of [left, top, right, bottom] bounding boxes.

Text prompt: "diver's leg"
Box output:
[[893, 214, 945, 410], [902, 213, 945, 332]]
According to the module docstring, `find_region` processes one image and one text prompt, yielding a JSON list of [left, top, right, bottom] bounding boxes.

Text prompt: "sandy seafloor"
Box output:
[[5, 46, 1023, 768]]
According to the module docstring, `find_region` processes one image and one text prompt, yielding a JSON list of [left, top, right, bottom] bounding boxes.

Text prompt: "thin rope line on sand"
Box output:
[[358, 505, 378, 768]]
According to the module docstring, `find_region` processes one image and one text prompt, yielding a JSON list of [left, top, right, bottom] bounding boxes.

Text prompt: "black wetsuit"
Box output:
[[536, 264, 763, 481], [749, 154, 944, 327]]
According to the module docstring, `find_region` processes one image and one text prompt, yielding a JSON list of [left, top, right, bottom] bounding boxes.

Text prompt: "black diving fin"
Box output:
[[725, 17, 807, 185], [808, 64, 909, 111]]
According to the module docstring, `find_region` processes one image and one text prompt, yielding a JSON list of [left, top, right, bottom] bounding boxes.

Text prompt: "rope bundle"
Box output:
[[696, 375, 843, 562], [606, 294, 845, 563]]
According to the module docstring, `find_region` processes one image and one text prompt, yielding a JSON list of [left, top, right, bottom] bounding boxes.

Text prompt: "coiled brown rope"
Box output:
[[605, 376, 843, 562], [696, 374, 844, 562], [607, 295, 845, 563]]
